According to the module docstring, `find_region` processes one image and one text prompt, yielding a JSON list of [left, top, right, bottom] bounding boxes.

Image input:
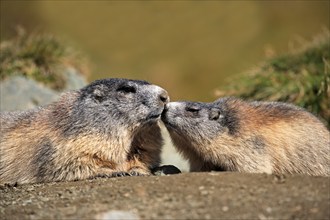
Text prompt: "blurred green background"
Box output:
[[1, 1, 329, 101]]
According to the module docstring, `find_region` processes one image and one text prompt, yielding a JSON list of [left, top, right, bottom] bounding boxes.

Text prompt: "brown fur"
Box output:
[[162, 98, 330, 176], [0, 79, 167, 184]]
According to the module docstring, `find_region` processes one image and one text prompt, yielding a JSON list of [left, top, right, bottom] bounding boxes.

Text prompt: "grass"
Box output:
[[0, 28, 88, 90], [215, 31, 330, 128]]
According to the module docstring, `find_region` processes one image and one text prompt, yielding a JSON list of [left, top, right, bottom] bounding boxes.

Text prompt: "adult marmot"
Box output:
[[161, 97, 329, 176], [0, 78, 169, 184]]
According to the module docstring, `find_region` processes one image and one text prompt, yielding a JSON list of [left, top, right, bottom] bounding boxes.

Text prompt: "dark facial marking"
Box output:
[[116, 84, 137, 94], [212, 98, 240, 135], [220, 108, 240, 136]]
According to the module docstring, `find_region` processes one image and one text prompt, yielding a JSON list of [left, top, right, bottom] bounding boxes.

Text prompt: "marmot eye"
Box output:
[[185, 106, 200, 113], [117, 85, 136, 94]]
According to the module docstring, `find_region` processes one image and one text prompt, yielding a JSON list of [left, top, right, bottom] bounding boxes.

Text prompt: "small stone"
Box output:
[[222, 206, 229, 212], [40, 197, 49, 202], [123, 193, 130, 197], [96, 210, 139, 220], [26, 186, 35, 192], [310, 208, 318, 213], [198, 186, 205, 190], [258, 214, 267, 220], [22, 199, 32, 206], [266, 207, 272, 213], [200, 190, 208, 196]]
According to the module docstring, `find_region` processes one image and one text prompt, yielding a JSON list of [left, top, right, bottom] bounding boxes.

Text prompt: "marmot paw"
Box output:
[[111, 172, 131, 177], [89, 173, 113, 179], [129, 171, 146, 176], [111, 171, 146, 177]]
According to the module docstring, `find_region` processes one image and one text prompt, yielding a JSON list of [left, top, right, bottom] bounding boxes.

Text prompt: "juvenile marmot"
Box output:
[[161, 97, 330, 176], [0, 78, 169, 184]]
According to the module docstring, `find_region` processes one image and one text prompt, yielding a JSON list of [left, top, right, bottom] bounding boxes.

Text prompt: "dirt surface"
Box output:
[[1, 172, 329, 220]]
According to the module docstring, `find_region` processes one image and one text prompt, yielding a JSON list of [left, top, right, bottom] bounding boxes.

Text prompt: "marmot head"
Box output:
[[161, 98, 239, 151], [65, 78, 169, 135]]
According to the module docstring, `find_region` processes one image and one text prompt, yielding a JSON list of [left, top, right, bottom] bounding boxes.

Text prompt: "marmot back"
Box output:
[[0, 78, 169, 184], [162, 97, 330, 176]]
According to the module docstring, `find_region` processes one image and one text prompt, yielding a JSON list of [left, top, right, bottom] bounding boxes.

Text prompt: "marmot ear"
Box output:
[[209, 108, 221, 120], [93, 85, 106, 102]]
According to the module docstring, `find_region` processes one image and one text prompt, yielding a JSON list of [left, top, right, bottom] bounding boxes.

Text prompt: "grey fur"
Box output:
[[0, 78, 169, 184], [162, 97, 330, 176]]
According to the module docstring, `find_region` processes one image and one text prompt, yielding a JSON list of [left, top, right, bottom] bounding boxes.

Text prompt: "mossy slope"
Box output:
[[216, 32, 330, 128]]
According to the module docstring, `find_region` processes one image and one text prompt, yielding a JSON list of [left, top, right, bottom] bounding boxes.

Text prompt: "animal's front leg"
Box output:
[[119, 156, 151, 177], [127, 167, 150, 176], [90, 160, 150, 179], [90, 167, 149, 179], [88, 155, 148, 178]]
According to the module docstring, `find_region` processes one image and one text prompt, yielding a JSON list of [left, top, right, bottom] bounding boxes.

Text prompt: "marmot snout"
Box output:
[[0, 78, 169, 184], [162, 97, 330, 176]]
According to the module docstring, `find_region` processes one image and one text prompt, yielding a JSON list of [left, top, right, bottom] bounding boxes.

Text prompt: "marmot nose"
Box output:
[[159, 91, 169, 104]]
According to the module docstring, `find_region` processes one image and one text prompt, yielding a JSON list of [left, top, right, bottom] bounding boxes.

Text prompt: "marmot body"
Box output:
[[0, 78, 169, 184], [162, 97, 329, 176]]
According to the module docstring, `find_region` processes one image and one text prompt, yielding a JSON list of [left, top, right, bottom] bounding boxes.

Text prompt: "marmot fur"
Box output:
[[0, 78, 169, 184], [161, 97, 329, 176]]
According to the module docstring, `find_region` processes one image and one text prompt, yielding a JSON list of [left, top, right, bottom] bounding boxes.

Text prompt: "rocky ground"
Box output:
[[1, 172, 329, 220]]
